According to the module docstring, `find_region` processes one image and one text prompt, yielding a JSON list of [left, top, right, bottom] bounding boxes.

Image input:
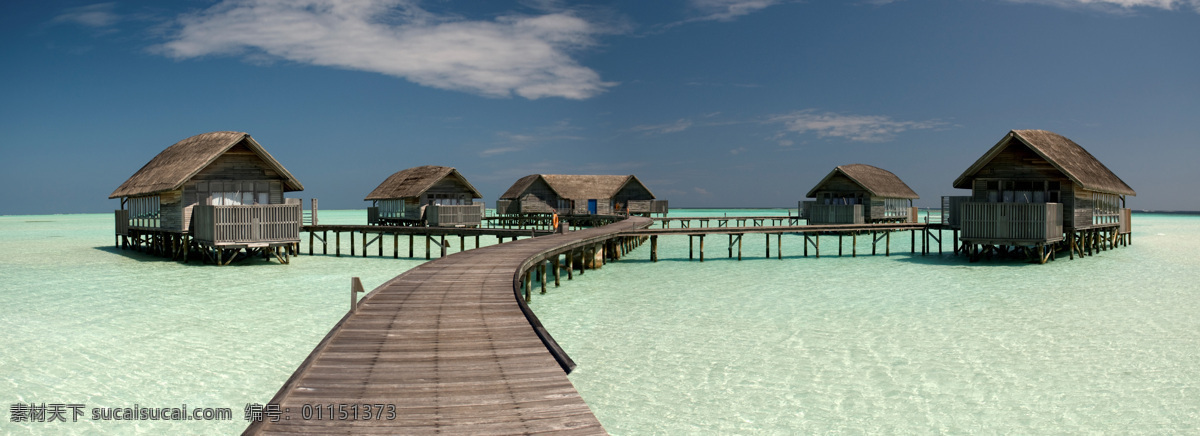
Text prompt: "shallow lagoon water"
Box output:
[[530, 210, 1200, 434], [2, 209, 1198, 434]]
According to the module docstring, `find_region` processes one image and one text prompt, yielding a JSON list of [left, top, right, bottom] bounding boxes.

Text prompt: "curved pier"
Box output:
[[246, 217, 651, 435]]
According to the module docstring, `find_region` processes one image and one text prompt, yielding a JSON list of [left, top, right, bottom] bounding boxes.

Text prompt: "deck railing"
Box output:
[[802, 202, 864, 225], [941, 196, 971, 229], [192, 204, 301, 245], [427, 204, 483, 227], [960, 202, 1063, 243]]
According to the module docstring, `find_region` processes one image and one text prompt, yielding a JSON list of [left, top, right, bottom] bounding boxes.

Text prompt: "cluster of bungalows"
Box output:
[[797, 130, 1133, 262], [113, 128, 1131, 265], [112, 132, 669, 265], [495, 174, 665, 217]]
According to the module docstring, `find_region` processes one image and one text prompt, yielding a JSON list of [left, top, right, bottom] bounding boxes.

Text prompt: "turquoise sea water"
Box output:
[[2, 209, 1198, 434]]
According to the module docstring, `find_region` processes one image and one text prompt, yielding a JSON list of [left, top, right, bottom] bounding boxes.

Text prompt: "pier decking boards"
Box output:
[[246, 217, 652, 435]]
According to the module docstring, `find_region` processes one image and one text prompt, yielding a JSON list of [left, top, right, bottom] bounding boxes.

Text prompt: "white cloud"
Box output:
[[688, 0, 783, 21], [768, 110, 942, 142], [54, 3, 120, 28], [730, 146, 747, 155], [156, 0, 615, 99], [630, 119, 693, 135], [1003, 0, 1200, 12], [694, 187, 711, 195]]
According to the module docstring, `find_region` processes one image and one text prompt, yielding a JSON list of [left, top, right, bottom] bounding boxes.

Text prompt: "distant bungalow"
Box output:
[[109, 131, 304, 265], [497, 174, 666, 216], [801, 164, 918, 224], [946, 129, 1134, 262], [365, 165, 483, 227]]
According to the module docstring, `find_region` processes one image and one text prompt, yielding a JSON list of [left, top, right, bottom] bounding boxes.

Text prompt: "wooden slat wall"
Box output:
[[192, 204, 300, 244], [960, 202, 1063, 243]]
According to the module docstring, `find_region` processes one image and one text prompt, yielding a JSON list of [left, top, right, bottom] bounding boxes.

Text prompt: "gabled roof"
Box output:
[[109, 131, 303, 198], [364, 165, 482, 200], [500, 174, 655, 200], [952, 130, 1135, 196], [805, 164, 919, 199]]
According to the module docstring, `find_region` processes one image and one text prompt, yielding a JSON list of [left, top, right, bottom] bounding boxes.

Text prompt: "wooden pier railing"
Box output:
[[960, 202, 1063, 243], [192, 204, 301, 245]]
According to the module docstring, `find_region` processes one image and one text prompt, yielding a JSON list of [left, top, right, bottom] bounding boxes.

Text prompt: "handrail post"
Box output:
[[350, 277, 364, 314]]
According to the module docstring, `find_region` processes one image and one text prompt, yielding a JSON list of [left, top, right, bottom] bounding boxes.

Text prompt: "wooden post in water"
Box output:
[[777, 234, 782, 259], [689, 236, 693, 260], [839, 233, 843, 257], [886, 231, 891, 256], [651, 235, 658, 262], [539, 264, 547, 294], [765, 233, 770, 258], [700, 234, 705, 262], [409, 234, 414, 258], [309, 232, 314, 256], [393, 233, 398, 259], [852, 232, 857, 257], [567, 250, 575, 279], [553, 255, 561, 287], [440, 235, 446, 258], [350, 231, 355, 256], [350, 277, 364, 314], [336, 231, 341, 257], [425, 235, 431, 260], [322, 230, 328, 255], [378, 233, 383, 257], [524, 272, 532, 303]]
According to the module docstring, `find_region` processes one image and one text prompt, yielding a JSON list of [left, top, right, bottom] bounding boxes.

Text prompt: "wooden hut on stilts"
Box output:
[[365, 165, 484, 227], [943, 129, 1135, 263], [801, 164, 919, 224], [110, 131, 306, 265], [497, 174, 666, 217]]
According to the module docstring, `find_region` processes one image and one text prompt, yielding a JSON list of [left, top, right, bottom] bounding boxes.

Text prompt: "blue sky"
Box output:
[[2, 0, 1197, 214]]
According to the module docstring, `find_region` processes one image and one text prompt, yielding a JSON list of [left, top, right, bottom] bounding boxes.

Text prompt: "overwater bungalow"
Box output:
[[801, 164, 918, 224], [496, 174, 666, 217], [944, 129, 1134, 262], [109, 131, 305, 265], [365, 165, 484, 227]]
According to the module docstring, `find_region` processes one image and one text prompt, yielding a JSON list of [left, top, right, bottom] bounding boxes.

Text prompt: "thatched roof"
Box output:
[[364, 165, 482, 200], [953, 130, 1136, 196], [109, 131, 303, 198], [805, 164, 919, 199], [500, 174, 655, 200]]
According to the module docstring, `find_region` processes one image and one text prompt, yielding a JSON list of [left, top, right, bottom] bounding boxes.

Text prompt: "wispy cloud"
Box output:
[[480, 146, 522, 157], [156, 0, 616, 99], [694, 187, 711, 195], [1003, 0, 1200, 12], [688, 0, 784, 21], [768, 110, 943, 142], [730, 146, 747, 155], [54, 3, 120, 28], [630, 119, 693, 135]]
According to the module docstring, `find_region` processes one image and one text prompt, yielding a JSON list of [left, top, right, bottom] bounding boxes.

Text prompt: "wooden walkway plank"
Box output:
[[247, 218, 652, 435]]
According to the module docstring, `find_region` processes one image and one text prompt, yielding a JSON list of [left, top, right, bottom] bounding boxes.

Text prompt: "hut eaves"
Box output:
[[805, 164, 919, 199], [364, 165, 482, 201], [109, 131, 303, 199], [500, 175, 656, 200], [952, 130, 1136, 196]]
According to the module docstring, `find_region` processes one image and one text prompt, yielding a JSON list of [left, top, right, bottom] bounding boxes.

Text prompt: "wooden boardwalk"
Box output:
[[246, 217, 652, 435]]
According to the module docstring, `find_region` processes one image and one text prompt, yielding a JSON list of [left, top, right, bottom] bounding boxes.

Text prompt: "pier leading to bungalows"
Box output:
[[244, 217, 652, 435]]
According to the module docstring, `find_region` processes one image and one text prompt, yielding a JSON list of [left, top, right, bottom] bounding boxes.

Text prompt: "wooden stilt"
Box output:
[[336, 232, 341, 257], [651, 235, 658, 262], [553, 255, 560, 286]]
